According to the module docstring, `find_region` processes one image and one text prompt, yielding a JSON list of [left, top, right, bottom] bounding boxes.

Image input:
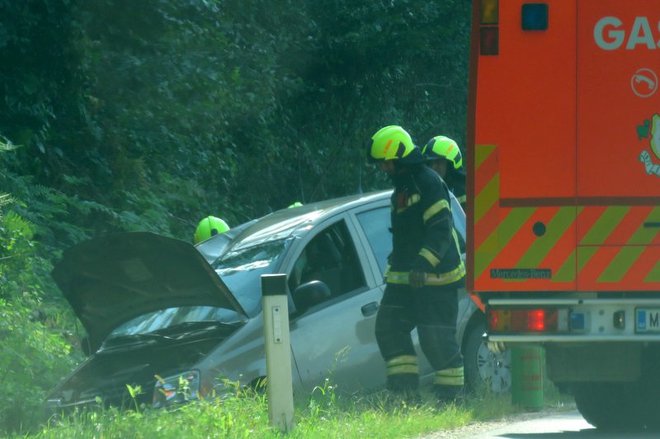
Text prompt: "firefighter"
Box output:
[[367, 125, 466, 404], [193, 216, 230, 244], [422, 135, 467, 211]]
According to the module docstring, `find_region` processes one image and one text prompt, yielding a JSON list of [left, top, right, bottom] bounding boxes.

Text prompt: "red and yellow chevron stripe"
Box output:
[[471, 145, 660, 293]]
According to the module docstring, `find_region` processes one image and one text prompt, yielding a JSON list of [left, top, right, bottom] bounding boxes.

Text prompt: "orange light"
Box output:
[[480, 0, 499, 24]]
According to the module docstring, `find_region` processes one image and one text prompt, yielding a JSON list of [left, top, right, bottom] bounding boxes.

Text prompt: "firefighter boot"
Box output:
[[434, 384, 465, 407], [385, 373, 421, 408], [433, 366, 465, 407]]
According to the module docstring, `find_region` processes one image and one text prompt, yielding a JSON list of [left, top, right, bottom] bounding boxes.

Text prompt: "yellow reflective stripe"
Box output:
[[387, 355, 418, 366], [386, 355, 419, 376], [426, 264, 465, 285], [434, 367, 465, 386], [452, 228, 461, 254], [386, 263, 465, 286], [423, 199, 450, 223], [456, 194, 466, 204], [419, 248, 440, 267], [434, 376, 465, 386], [396, 194, 421, 213], [386, 271, 410, 284]]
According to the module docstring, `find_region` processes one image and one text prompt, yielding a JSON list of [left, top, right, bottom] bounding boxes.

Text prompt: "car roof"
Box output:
[[217, 190, 392, 251]]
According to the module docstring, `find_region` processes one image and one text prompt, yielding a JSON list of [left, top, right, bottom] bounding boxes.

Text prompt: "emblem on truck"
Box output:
[[638, 113, 660, 177], [631, 68, 658, 98]]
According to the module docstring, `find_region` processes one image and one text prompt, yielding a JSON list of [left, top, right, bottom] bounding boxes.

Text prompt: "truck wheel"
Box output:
[[573, 382, 642, 431], [463, 321, 511, 393]]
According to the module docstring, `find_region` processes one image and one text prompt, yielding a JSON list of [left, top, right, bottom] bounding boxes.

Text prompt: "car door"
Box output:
[[287, 215, 387, 393], [350, 204, 437, 382]]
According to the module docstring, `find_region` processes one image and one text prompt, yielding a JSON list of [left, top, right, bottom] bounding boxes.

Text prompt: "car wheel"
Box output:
[[464, 320, 511, 393]]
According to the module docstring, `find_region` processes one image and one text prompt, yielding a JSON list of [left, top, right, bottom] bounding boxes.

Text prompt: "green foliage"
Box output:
[[1, 0, 471, 241], [0, 208, 78, 434], [0, 1, 473, 434], [25, 384, 527, 439]]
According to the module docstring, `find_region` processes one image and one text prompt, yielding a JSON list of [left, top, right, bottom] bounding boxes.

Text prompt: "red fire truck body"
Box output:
[[468, 0, 660, 429]]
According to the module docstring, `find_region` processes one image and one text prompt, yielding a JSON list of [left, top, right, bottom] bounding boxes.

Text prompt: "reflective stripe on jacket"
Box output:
[[386, 263, 466, 286]]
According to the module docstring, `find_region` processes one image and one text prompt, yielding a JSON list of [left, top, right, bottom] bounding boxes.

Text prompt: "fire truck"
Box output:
[[467, 0, 660, 429]]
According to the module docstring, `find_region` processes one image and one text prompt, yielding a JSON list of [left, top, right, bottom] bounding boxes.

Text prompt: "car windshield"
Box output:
[[109, 306, 242, 339], [213, 238, 290, 316]]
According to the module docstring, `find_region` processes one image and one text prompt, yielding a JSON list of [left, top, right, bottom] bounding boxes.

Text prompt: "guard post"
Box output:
[[511, 345, 545, 411], [261, 273, 294, 432]]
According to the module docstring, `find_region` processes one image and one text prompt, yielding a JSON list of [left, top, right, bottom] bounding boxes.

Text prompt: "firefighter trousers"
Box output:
[[375, 282, 464, 394]]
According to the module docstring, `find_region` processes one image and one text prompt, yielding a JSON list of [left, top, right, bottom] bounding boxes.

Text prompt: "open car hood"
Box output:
[[52, 232, 247, 352]]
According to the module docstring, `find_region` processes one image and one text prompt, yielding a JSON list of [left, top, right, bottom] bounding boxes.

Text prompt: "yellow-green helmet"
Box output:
[[422, 135, 463, 169], [193, 216, 230, 244], [367, 125, 424, 164]]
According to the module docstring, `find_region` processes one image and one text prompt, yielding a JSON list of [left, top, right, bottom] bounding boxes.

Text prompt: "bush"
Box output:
[[0, 209, 79, 434]]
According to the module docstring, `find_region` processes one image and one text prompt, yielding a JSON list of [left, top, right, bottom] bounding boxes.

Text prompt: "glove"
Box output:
[[409, 269, 426, 289], [487, 341, 507, 354]]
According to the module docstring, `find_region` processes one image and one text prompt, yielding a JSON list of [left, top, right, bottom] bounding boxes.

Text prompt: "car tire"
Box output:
[[463, 320, 511, 394]]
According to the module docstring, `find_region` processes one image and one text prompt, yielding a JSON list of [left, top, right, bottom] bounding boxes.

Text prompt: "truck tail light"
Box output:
[[488, 308, 562, 333], [479, 0, 499, 55]]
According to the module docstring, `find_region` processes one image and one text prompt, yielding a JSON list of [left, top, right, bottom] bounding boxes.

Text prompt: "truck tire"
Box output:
[[463, 320, 511, 394], [573, 382, 642, 431]]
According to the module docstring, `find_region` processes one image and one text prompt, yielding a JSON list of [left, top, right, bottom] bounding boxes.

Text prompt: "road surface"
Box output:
[[421, 408, 659, 439]]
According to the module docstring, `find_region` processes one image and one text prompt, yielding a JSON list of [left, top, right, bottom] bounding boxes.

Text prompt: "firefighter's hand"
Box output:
[[409, 270, 426, 289], [487, 341, 506, 354]]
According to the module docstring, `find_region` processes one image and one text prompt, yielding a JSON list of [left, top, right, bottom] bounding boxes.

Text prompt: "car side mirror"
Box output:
[[292, 280, 331, 312]]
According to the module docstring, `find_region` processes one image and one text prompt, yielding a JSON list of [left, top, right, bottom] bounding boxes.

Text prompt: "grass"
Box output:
[[16, 379, 571, 439]]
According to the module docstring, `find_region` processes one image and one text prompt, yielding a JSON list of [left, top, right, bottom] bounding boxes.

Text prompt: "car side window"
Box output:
[[355, 207, 391, 277], [289, 220, 365, 302]]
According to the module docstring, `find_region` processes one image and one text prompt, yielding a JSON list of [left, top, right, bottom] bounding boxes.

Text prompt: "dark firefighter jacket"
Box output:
[[386, 165, 465, 287], [445, 166, 466, 209]]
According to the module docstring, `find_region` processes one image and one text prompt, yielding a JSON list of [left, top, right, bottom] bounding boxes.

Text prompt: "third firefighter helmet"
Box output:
[[193, 216, 230, 244], [422, 135, 463, 170], [367, 125, 424, 165]]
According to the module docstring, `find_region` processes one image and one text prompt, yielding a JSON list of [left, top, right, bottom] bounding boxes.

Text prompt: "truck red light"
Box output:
[[528, 309, 546, 331], [480, 27, 499, 56], [488, 308, 499, 329], [488, 308, 559, 333]]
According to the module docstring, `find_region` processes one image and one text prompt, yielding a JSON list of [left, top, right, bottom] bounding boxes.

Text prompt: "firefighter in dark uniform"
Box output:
[[368, 125, 466, 403], [422, 135, 467, 212]]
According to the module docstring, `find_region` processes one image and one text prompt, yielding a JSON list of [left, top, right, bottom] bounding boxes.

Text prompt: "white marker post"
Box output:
[[261, 273, 294, 432]]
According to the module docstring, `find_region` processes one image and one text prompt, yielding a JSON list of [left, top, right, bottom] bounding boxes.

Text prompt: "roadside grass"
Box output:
[[23, 381, 537, 439]]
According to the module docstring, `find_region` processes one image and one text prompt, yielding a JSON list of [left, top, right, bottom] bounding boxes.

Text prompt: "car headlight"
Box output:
[[153, 370, 200, 408]]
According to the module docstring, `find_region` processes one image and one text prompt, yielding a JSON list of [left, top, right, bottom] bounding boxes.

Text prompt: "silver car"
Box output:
[[46, 190, 510, 412]]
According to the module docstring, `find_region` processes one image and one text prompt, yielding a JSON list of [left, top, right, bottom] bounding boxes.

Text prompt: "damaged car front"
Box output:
[[45, 231, 275, 413]]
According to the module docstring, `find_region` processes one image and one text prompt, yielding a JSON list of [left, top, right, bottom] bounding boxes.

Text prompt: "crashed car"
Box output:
[[46, 190, 510, 412]]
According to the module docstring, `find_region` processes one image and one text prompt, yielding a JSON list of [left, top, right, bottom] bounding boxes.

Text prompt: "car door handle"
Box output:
[[361, 301, 379, 317]]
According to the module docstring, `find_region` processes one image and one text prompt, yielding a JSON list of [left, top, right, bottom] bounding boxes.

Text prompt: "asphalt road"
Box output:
[[421, 409, 660, 439]]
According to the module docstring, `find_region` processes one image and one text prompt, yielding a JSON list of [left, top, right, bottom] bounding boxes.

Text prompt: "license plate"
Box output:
[[636, 308, 660, 333]]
